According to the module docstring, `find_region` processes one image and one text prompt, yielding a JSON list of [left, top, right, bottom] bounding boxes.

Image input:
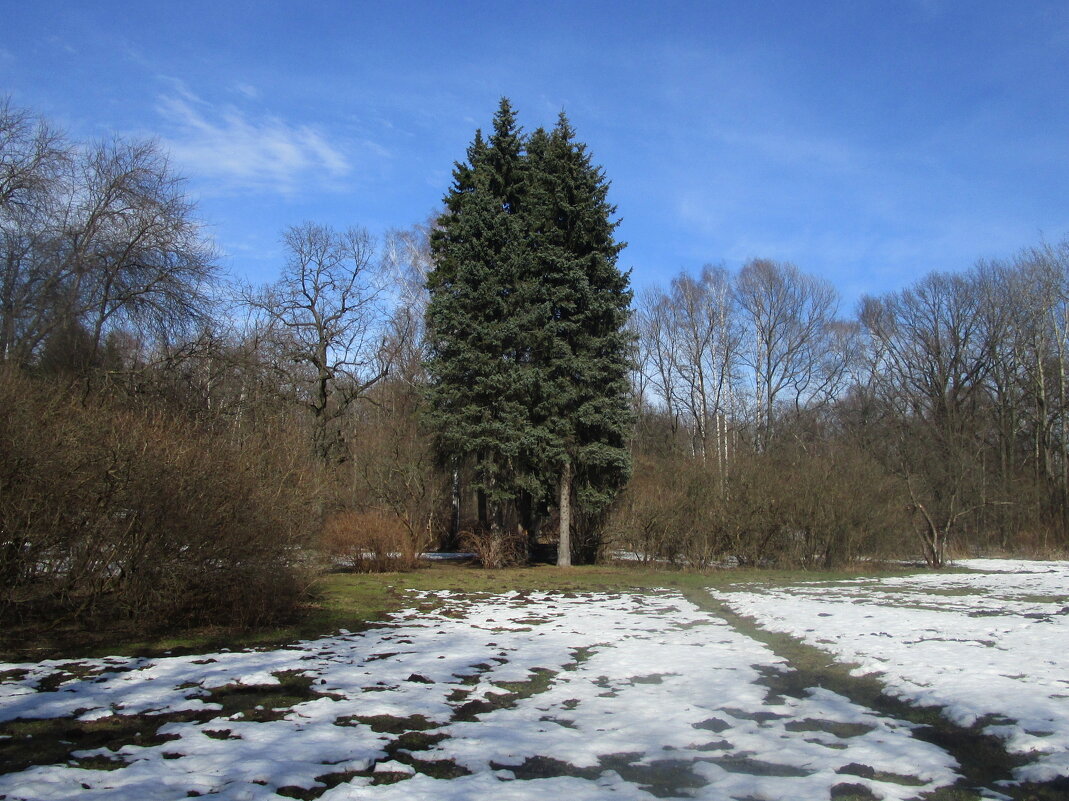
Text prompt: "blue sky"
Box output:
[[3, 1, 1068, 309]]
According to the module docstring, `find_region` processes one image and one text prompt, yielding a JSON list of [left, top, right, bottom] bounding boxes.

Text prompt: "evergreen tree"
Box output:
[[426, 100, 531, 532], [525, 114, 633, 565], [426, 100, 633, 564]]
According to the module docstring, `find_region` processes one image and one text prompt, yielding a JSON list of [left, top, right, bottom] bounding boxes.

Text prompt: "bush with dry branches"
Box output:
[[320, 509, 420, 572], [0, 368, 318, 630], [459, 528, 527, 569]]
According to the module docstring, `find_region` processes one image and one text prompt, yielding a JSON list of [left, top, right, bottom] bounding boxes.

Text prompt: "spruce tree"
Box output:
[[426, 100, 531, 532], [426, 101, 633, 564], [525, 114, 633, 565]]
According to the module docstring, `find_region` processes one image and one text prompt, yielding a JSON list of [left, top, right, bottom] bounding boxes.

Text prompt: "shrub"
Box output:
[[320, 509, 419, 572], [459, 528, 527, 569], [0, 368, 317, 630], [605, 440, 907, 569], [606, 453, 734, 568]]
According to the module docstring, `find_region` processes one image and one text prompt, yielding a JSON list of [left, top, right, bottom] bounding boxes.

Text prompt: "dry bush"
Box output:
[[347, 379, 447, 556], [766, 443, 908, 568], [0, 368, 318, 630], [459, 528, 527, 569], [606, 453, 733, 567], [607, 439, 907, 569], [320, 509, 418, 572]]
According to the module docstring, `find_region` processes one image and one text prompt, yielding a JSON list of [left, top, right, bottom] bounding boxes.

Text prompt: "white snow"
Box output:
[[714, 558, 1069, 784], [14, 563, 1067, 798]]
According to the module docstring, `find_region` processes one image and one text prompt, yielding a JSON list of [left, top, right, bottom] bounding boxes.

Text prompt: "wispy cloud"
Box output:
[[232, 82, 260, 100], [45, 36, 77, 55], [155, 88, 350, 195]]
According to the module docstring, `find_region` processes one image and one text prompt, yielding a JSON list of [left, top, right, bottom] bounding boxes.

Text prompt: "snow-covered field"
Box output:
[[0, 561, 1065, 800], [716, 559, 1069, 786]]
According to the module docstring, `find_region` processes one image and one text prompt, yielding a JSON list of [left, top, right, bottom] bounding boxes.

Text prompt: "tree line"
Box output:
[[2, 95, 1067, 635], [624, 245, 1069, 568]]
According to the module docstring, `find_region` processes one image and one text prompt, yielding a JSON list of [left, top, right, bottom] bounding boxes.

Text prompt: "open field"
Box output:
[[1, 560, 1067, 800], [717, 559, 1069, 788]]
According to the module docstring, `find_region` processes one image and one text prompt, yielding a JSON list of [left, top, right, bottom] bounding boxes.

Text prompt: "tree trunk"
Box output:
[[519, 490, 541, 557], [1057, 319, 1069, 538], [449, 467, 461, 547], [477, 487, 488, 532], [557, 460, 572, 567]]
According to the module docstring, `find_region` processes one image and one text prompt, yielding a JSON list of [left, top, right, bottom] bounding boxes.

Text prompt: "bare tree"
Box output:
[[376, 219, 452, 539], [65, 138, 217, 365], [246, 222, 389, 463], [979, 242, 1069, 541], [0, 99, 66, 206], [665, 266, 740, 472], [380, 219, 434, 386], [1, 100, 69, 361], [634, 286, 683, 435], [1, 100, 215, 368], [861, 271, 995, 566], [1042, 242, 1069, 534], [734, 259, 841, 445]]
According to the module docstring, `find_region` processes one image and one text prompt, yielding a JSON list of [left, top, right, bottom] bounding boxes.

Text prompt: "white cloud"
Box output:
[[156, 90, 350, 195], [233, 82, 260, 99]]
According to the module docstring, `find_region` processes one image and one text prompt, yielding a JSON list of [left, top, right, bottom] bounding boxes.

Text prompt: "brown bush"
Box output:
[[605, 452, 734, 568], [320, 509, 419, 572], [347, 378, 447, 556], [0, 368, 318, 631], [459, 528, 527, 569], [606, 439, 907, 569]]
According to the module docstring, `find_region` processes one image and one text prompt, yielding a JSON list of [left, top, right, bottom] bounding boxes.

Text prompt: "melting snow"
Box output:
[[715, 558, 1069, 784], [0, 587, 968, 799]]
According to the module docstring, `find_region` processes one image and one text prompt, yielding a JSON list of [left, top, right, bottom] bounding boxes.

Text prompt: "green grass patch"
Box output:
[[1016, 594, 1069, 605], [205, 670, 336, 722], [338, 714, 438, 734], [0, 560, 922, 662], [0, 710, 201, 774], [491, 666, 557, 697], [785, 719, 876, 738]]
